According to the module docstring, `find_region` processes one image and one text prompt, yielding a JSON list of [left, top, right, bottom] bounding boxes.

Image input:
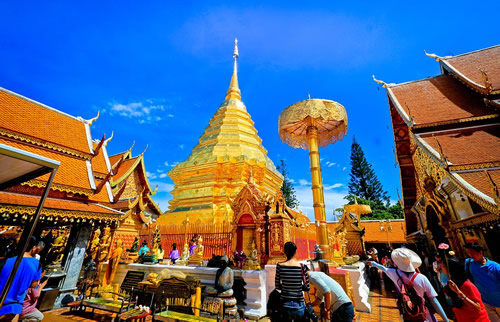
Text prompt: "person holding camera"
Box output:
[[308, 270, 354, 321]]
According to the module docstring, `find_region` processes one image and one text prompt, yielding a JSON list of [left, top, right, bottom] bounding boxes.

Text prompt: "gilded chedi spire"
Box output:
[[160, 39, 283, 224], [225, 38, 241, 100]]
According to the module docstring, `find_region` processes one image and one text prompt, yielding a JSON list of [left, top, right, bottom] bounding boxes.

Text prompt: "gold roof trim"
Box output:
[[21, 179, 93, 196], [450, 161, 500, 172], [412, 114, 499, 130], [0, 128, 92, 159], [86, 111, 100, 126], [0, 204, 121, 221], [448, 172, 499, 215]]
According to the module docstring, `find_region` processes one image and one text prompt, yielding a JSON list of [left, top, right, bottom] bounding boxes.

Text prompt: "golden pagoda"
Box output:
[[159, 39, 283, 224]]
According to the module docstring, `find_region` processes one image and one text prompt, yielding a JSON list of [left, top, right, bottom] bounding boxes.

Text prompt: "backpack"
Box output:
[[395, 270, 428, 321]]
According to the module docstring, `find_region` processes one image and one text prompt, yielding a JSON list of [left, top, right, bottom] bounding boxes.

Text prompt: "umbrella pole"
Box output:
[[306, 126, 331, 260]]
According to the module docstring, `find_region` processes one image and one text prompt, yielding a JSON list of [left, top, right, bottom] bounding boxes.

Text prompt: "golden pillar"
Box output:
[[279, 98, 348, 261], [306, 126, 330, 257]]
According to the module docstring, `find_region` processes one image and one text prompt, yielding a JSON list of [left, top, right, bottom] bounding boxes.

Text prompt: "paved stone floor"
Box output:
[[44, 279, 448, 321]]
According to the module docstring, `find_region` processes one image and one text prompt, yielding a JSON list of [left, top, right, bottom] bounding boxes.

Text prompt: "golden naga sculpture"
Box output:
[[175, 243, 190, 266], [279, 98, 348, 260], [103, 239, 123, 286], [188, 235, 204, 266]]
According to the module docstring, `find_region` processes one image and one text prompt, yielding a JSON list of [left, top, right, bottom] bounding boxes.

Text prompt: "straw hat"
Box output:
[[391, 248, 422, 273]]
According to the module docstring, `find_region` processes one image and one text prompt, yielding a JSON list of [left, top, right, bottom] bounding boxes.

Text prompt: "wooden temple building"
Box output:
[[158, 40, 317, 264], [378, 45, 500, 261], [0, 87, 161, 307]]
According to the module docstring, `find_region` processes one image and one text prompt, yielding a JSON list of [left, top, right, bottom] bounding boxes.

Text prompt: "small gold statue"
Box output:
[[243, 240, 261, 270], [188, 236, 204, 266], [89, 228, 101, 260], [175, 243, 190, 266], [98, 226, 111, 262]]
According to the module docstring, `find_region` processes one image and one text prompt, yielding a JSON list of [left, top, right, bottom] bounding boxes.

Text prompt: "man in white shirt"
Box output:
[[368, 248, 449, 322]]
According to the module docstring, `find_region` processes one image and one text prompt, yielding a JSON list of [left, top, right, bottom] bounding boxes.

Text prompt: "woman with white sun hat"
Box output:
[[368, 247, 449, 322]]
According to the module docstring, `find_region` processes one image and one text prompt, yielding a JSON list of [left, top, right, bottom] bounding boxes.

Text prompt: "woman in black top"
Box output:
[[275, 241, 310, 321]]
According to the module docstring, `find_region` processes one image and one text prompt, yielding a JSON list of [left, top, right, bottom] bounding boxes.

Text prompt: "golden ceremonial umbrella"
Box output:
[[278, 98, 348, 259]]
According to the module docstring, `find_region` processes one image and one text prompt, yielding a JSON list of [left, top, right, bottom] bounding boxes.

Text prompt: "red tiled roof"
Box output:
[[0, 88, 92, 154], [389, 75, 493, 126], [420, 126, 500, 167], [0, 191, 119, 215], [455, 169, 500, 203], [0, 138, 93, 192], [442, 46, 500, 94]]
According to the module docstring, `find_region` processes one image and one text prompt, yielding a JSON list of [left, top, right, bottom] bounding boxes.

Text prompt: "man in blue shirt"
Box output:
[[0, 237, 43, 321], [465, 243, 500, 322]]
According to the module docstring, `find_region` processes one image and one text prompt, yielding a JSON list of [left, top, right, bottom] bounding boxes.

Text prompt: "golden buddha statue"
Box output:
[[50, 230, 67, 266], [89, 228, 101, 260], [103, 239, 123, 286], [188, 236, 204, 266], [243, 240, 261, 270], [98, 226, 112, 263], [175, 243, 190, 266]]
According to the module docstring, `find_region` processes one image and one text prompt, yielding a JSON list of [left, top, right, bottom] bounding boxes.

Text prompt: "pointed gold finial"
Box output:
[[103, 131, 114, 147], [87, 111, 100, 126], [225, 38, 241, 101]]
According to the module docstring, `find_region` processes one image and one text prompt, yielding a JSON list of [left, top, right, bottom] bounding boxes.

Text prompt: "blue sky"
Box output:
[[1, 2, 498, 221]]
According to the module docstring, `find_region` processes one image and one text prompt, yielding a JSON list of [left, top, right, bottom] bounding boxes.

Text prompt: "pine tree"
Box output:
[[277, 160, 299, 209], [348, 137, 390, 203]]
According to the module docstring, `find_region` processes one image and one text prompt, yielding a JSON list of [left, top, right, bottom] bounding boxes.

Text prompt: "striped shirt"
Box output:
[[275, 264, 310, 303]]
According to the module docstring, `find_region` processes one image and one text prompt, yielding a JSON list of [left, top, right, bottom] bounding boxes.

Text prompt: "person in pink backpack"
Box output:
[[368, 247, 449, 322]]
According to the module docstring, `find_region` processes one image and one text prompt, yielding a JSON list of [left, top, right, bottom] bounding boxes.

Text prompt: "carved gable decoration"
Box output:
[[231, 183, 266, 217]]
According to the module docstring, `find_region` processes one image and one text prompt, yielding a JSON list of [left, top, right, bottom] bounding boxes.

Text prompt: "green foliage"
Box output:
[[277, 160, 299, 209], [345, 137, 403, 220], [348, 137, 390, 203]]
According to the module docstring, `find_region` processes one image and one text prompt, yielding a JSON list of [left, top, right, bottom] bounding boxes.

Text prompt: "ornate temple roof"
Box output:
[[380, 45, 500, 228], [327, 220, 407, 244], [388, 75, 497, 127], [0, 191, 122, 220], [439, 45, 500, 95], [0, 137, 94, 195], [0, 88, 94, 156]]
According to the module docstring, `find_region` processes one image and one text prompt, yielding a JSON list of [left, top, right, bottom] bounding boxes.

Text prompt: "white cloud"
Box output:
[[179, 144, 185, 149], [169, 161, 179, 167], [168, 114, 174, 118], [325, 161, 336, 168], [294, 185, 348, 222], [156, 169, 164, 173], [324, 183, 343, 190], [342, 167, 347, 171], [298, 179, 311, 186], [108, 100, 167, 124], [146, 171, 157, 179], [159, 173, 168, 178], [164, 161, 170, 166]]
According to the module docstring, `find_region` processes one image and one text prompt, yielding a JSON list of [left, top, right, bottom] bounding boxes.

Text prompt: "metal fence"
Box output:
[[140, 222, 233, 260]]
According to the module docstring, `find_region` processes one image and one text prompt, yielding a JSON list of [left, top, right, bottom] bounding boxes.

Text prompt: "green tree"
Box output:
[[277, 160, 299, 209], [344, 137, 403, 220], [347, 137, 390, 204]]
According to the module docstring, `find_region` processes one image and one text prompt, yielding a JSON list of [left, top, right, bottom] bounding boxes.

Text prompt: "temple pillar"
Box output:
[[54, 223, 92, 308], [267, 217, 289, 264]]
